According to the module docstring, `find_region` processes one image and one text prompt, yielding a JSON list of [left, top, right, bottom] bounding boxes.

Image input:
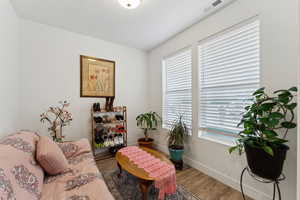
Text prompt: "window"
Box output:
[[162, 49, 192, 131], [198, 20, 260, 138]]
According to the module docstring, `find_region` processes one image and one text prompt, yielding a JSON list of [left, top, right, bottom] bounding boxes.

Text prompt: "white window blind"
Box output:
[[163, 49, 192, 130], [198, 20, 260, 136]]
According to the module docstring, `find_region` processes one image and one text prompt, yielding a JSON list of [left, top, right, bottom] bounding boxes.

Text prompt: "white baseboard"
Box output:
[[154, 143, 272, 200]]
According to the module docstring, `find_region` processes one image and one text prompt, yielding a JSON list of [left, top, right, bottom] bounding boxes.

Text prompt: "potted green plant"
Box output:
[[136, 111, 162, 148], [229, 87, 297, 180], [167, 116, 188, 162]]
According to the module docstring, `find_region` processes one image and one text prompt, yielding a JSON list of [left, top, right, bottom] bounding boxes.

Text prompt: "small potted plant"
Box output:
[[167, 116, 188, 162], [136, 111, 162, 148], [229, 87, 297, 180]]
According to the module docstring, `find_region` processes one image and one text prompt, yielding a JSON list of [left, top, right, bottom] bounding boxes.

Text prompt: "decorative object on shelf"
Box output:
[[40, 100, 73, 142], [105, 97, 115, 111], [118, 0, 142, 9], [240, 167, 285, 200], [136, 111, 162, 148], [80, 55, 115, 98], [115, 114, 124, 121], [91, 105, 127, 160], [94, 116, 103, 123], [229, 87, 297, 180], [102, 115, 110, 123], [167, 115, 188, 170], [93, 102, 101, 112]]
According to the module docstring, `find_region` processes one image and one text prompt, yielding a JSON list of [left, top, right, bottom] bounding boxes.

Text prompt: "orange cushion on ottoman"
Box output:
[[36, 136, 69, 175]]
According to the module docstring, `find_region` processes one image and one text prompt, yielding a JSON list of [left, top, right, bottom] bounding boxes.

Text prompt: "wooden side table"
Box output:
[[115, 147, 173, 200]]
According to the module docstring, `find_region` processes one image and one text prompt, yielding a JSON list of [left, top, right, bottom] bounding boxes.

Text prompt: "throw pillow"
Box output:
[[57, 139, 91, 159], [36, 136, 69, 175]]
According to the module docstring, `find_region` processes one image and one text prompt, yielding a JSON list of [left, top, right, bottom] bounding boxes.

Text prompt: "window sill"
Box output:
[[198, 130, 236, 147]]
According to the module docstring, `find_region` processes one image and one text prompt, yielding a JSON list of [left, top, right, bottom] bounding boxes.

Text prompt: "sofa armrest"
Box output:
[[58, 138, 92, 159]]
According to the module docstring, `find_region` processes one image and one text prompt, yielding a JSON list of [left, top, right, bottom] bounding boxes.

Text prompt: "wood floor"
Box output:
[[176, 167, 252, 200], [97, 158, 252, 200]]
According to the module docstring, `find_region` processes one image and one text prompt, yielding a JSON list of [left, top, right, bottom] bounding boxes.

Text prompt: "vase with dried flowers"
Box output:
[[40, 100, 73, 142]]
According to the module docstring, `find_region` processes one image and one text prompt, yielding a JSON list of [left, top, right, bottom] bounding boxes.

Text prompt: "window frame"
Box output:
[[197, 17, 261, 144], [162, 47, 193, 132]]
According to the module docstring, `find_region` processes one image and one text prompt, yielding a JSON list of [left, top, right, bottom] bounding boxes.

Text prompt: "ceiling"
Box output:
[[11, 0, 217, 51]]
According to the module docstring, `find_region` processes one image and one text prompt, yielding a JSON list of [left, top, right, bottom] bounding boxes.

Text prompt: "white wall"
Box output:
[[298, 0, 300, 197], [297, 2, 300, 198], [19, 20, 149, 144], [298, 70, 300, 198], [0, 0, 20, 136], [148, 0, 299, 200], [2, 0, 300, 198]]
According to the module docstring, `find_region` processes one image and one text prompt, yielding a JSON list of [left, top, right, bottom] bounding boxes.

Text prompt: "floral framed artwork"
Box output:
[[80, 55, 115, 97]]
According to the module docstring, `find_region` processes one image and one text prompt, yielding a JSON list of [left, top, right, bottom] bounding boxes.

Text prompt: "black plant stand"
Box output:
[[240, 167, 285, 200], [170, 159, 183, 170]]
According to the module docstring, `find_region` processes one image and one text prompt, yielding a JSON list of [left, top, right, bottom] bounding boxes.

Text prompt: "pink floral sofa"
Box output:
[[0, 131, 114, 200]]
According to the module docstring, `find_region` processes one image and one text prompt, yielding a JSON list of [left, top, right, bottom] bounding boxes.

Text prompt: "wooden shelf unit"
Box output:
[[91, 106, 127, 161]]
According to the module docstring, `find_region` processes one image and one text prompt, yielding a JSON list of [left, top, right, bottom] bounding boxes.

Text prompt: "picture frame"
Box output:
[[80, 55, 115, 98]]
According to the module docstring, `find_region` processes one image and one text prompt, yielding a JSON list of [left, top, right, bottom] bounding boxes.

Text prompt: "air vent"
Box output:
[[203, 0, 235, 13], [212, 0, 222, 7]]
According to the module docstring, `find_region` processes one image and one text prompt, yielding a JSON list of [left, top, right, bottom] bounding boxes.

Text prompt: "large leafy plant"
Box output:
[[229, 87, 297, 156], [167, 116, 188, 149], [136, 111, 162, 141]]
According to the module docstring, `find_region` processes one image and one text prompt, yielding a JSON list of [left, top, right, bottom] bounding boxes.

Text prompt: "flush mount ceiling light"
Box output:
[[118, 0, 142, 9]]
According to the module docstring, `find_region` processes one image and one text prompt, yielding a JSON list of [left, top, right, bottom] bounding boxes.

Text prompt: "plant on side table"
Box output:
[[136, 111, 162, 148], [167, 116, 188, 163], [229, 87, 297, 180]]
